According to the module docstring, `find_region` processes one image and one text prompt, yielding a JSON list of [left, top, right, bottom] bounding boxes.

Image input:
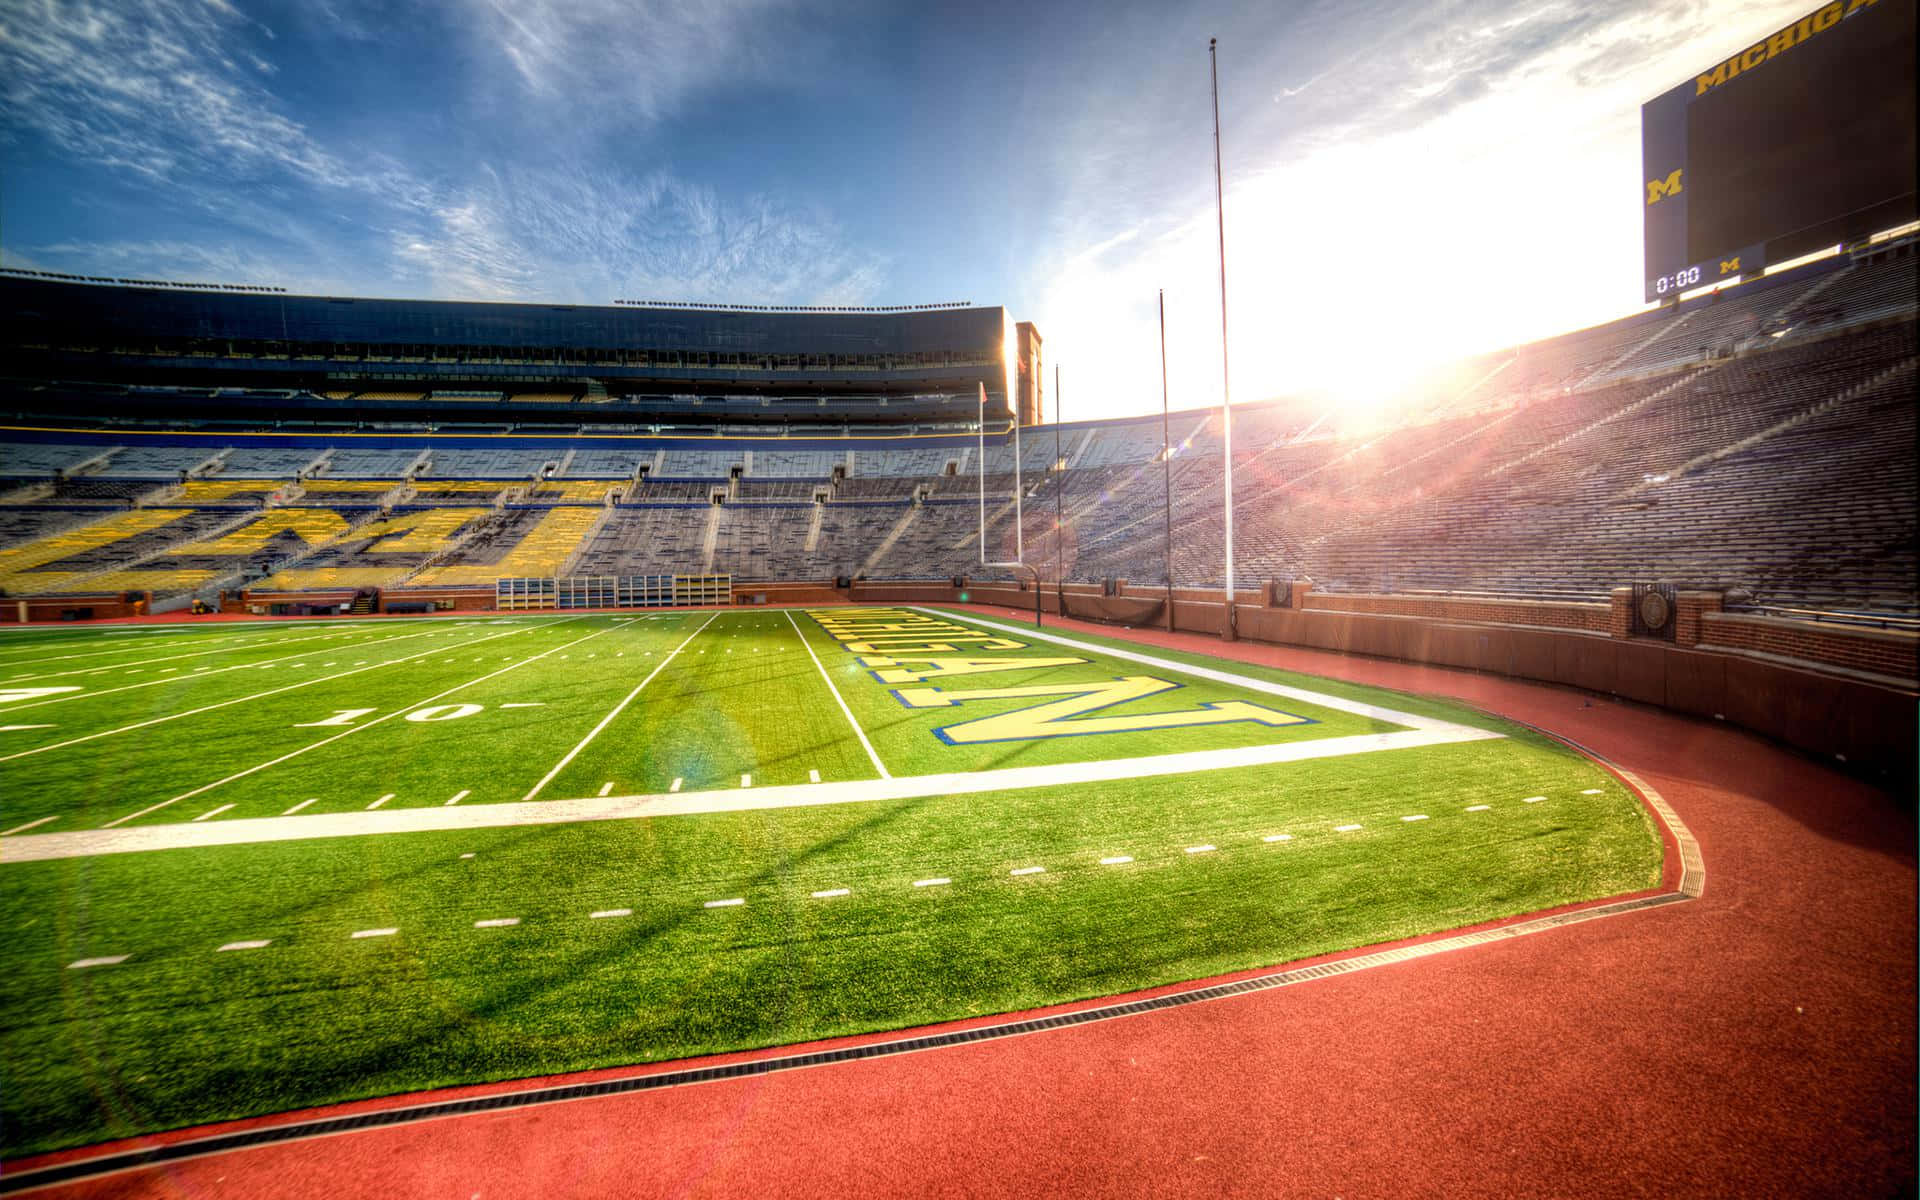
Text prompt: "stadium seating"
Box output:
[[0, 263, 1912, 611]]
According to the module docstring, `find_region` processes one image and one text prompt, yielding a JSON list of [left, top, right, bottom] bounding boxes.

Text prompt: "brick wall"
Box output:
[[1701, 612, 1919, 681], [1674, 591, 1723, 648], [1301, 590, 1611, 632]]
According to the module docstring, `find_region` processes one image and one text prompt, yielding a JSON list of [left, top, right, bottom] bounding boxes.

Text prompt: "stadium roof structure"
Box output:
[[0, 275, 1014, 426]]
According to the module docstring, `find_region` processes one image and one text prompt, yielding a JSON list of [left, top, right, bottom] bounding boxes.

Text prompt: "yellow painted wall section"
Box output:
[[165, 509, 353, 555], [265, 567, 417, 590], [46, 569, 220, 594], [415, 507, 601, 585], [359, 509, 490, 554], [177, 479, 287, 501], [0, 510, 192, 586]]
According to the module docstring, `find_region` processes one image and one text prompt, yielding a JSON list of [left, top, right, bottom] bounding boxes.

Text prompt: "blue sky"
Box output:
[[1, 0, 1813, 418]]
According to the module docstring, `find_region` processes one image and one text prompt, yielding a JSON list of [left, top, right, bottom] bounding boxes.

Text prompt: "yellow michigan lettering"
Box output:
[[843, 638, 1026, 654], [893, 675, 1311, 743], [1646, 169, 1682, 205], [860, 655, 1085, 683]]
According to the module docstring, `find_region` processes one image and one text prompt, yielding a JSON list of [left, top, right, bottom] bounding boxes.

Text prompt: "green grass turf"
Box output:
[[0, 609, 1664, 1155]]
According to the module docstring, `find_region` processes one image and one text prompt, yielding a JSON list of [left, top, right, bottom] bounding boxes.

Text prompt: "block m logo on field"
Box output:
[[1645, 169, 1683, 205]]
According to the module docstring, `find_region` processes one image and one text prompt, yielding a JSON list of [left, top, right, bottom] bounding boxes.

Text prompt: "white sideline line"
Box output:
[[217, 940, 271, 952], [4, 622, 563, 766], [2, 815, 58, 836], [1, 712, 1511, 861], [446, 790, 470, 806], [282, 798, 318, 815], [784, 609, 891, 780], [519, 612, 719, 803], [351, 928, 397, 939], [100, 619, 606, 828], [68, 956, 128, 969]]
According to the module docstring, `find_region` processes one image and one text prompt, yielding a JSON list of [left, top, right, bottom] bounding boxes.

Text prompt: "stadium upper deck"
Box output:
[[0, 274, 1013, 426]]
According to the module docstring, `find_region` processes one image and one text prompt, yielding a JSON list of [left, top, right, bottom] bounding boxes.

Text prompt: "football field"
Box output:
[[0, 605, 1664, 1155]]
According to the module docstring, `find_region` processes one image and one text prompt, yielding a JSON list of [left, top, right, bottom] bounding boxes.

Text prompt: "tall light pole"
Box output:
[[1160, 289, 1175, 632], [1210, 36, 1237, 641], [1054, 361, 1065, 619]]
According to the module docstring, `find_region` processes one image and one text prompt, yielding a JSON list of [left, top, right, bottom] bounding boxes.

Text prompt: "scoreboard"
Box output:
[[1641, 0, 1916, 302]]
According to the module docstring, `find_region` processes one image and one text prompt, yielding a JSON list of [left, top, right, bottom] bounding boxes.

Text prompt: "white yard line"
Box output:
[[784, 609, 891, 780], [4, 625, 410, 685], [99, 619, 608, 828], [8, 721, 1504, 860], [1, 622, 570, 765], [0, 625, 452, 713], [517, 612, 720, 803], [1, 815, 58, 836]]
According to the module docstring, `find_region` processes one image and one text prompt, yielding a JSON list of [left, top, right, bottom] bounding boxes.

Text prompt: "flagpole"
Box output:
[[1210, 36, 1237, 641]]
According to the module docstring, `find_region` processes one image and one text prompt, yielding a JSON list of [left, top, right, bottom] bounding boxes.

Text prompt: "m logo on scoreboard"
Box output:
[[1719, 257, 1742, 275], [1645, 169, 1683, 205]]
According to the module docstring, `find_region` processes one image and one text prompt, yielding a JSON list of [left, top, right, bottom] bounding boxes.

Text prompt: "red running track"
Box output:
[[9, 608, 1915, 1198]]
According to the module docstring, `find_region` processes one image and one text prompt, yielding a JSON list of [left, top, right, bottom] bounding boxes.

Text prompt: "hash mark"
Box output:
[[704, 898, 745, 908], [912, 877, 952, 888], [1465, 804, 1491, 812], [1335, 824, 1363, 832], [1099, 856, 1133, 865], [811, 888, 850, 899], [351, 929, 397, 939], [474, 918, 520, 928], [1010, 866, 1045, 876], [590, 909, 631, 919], [1262, 834, 1292, 843], [217, 940, 271, 952], [68, 956, 128, 969]]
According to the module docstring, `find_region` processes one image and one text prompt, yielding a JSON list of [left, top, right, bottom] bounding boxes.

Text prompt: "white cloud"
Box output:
[[385, 166, 888, 305], [0, 0, 342, 184]]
